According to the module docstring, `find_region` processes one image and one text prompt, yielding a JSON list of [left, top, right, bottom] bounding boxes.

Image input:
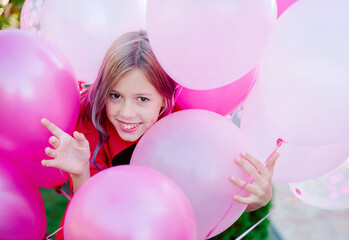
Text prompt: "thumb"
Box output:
[[73, 131, 88, 147], [266, 152, 280, 174]]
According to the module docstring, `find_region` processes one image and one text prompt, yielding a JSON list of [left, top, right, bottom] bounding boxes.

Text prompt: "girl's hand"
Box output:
[[230, 152, 280, 212], [41, 118, 91, 177]]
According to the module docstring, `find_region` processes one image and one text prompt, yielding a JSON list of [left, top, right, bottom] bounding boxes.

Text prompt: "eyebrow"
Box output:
[[110, 90, 154, 96]]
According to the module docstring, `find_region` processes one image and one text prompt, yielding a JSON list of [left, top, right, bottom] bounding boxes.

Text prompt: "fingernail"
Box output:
[[230, 176, 236, 181], [241, 152, 246, 156]]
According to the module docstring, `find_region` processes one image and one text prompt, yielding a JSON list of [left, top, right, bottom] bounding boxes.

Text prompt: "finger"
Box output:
[[233, 195, 256, 205], [230, 176, 255, 193], [45, 147, 57, 159], [41, 118, 66, 139], [73, 131, 88, 147], [265, 152, 280, 175], [41, 159, 57, 168], [235, 156, 259, 176], [240, 152, 267, 175], [49, 136, 60, 149]]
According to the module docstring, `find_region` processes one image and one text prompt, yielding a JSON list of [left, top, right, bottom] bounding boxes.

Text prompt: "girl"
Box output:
[[41, 30, 279, 237]]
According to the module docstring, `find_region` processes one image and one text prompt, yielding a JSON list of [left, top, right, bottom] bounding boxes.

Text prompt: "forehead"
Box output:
[[110, 68, 157, 94]]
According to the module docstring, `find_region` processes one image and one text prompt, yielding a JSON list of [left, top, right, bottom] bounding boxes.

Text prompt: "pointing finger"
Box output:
[[41, 118, 66, 139]]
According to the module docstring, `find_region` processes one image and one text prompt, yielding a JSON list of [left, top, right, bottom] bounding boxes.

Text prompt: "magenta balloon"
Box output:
[[241, 82, 349, 182], [176, 67, 257, 116], [18, 160, 69, 189], [0, 29, 80, 161], [131, 110, 249, 239], [0, 156, 46, 239], [64, 165, 196, 240], [276, 0, 298, 17], [146, 0, 276, 90]]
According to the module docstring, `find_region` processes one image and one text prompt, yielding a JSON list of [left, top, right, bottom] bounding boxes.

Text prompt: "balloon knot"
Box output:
[[55, 186, 63, 194], [276, 138, 285, 147]]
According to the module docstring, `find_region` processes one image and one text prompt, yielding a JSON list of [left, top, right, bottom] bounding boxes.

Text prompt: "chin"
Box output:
[[119, 133, 141, 142]]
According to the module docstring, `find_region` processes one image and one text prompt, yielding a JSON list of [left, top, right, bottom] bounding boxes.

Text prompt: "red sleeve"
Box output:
[[74, 115, 110, 177]]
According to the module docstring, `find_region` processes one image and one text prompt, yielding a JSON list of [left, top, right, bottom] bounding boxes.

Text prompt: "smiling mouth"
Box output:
[[118, 121, 141, 131]]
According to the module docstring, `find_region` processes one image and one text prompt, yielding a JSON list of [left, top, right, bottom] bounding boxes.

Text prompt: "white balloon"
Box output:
[[40, 0, 146, 84], [258, 0, 349, 146], [241, 82, 349, 182]]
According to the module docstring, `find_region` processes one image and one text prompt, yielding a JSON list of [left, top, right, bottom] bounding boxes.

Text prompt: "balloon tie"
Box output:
[[45, 227, 63, 240], [205, 138, 285, 239], [55, 186, 72, 201]]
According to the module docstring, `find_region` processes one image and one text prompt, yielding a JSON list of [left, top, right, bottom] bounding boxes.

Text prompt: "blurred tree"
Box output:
[[0, 0, 24, 29]]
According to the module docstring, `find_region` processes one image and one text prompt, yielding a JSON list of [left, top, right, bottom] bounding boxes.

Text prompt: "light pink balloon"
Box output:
[[258, 0, 349, 146], [40, 0, 146, 83], [176, 67, 257, 116], [277, 0, 298, 17], [64, 165, 196, 240], [20, 0, 45, 33], [131, 110, 249, 239], [290, 157, 349, 209], [146, 0, 276, 90], [0, 156, 46, 239], [241, 82, 349, 182], [0, 29, 80, 162], [17, 160, 69, 189]]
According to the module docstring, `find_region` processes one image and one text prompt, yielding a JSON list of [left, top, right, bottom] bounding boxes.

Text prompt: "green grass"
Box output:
[[40, 184, 70, 238]]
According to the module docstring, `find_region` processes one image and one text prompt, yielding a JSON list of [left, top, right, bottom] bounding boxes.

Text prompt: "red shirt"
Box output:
[[75, 116, 138, 177]]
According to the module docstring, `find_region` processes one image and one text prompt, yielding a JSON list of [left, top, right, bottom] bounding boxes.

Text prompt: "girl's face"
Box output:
[[106, 68, 165, 142]]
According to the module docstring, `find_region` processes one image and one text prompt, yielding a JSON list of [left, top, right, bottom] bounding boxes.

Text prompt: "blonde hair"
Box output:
[[80, 31, 176, 169]]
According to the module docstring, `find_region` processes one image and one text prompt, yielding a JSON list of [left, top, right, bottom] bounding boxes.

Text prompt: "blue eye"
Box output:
[[138, 97, 149, 102], [110, 93, 121, 99]]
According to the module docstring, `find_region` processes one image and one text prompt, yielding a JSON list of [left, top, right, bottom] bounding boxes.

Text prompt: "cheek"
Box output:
[[106, 102, 118, 115], [143, 105, 162, 124]]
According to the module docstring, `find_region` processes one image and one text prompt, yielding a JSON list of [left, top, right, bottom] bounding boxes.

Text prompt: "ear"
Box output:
[[161, 98, 167, 108]]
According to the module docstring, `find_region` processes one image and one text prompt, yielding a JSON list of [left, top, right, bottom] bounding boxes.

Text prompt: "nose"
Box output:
[[119, 100, 137, 120]]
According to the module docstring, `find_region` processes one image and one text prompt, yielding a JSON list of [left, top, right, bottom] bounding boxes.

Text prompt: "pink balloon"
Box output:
[[277, 0, 298, 17], [0, 29, 80, 161], [146, 0, 276, 90], [241, 82, 349, 182], [290, 157, 349, 210], [40, 0, 146, 83], [176, 67, 257, 116], [257, 0, 349, 146], [131, 110, 249, 239], [0, 156, 46, 239], [64, 165, 196, 240], [17, 160, 69, 189]]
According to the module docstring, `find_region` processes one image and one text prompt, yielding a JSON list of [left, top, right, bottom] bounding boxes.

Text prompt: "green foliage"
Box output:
[[40, 187, 69, 236], [211, 203, 271, 240], [0, 0, 25, 29]]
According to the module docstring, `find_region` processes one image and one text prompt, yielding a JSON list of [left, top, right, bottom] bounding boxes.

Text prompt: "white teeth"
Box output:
[[120, 122, 139, 130]]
